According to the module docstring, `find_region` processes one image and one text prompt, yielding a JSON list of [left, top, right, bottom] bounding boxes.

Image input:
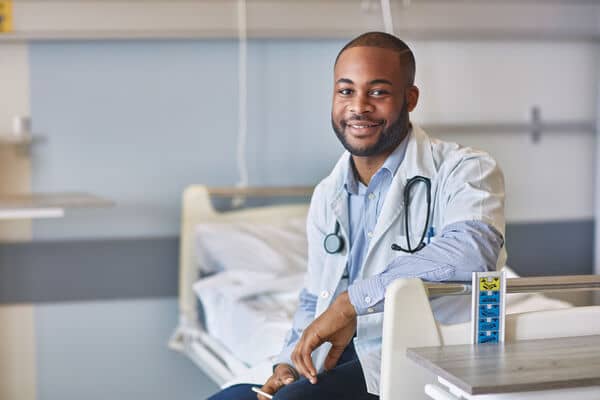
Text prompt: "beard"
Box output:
[[332, 101, 410, 157]]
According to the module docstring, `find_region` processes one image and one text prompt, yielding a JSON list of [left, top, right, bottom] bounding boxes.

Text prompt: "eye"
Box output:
[[370, 89, 389, 96], [337, 88, 353, 96]]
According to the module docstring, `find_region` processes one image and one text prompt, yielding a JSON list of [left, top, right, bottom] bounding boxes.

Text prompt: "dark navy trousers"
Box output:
[[206, 343, 379, 400]]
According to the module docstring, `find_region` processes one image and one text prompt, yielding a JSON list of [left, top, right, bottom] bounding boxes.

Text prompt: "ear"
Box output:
[[406, 85, 420, 112]]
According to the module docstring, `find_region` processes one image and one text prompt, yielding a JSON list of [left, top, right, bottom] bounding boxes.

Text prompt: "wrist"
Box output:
[[337, 291, 357, 319]]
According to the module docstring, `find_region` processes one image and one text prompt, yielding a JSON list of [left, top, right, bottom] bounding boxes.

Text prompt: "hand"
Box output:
[[257, 363, 298, 399], [291, 291, 357, 384]]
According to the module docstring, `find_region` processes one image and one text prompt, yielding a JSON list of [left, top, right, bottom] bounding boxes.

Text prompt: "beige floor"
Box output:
[[0, 304, 36, 400]]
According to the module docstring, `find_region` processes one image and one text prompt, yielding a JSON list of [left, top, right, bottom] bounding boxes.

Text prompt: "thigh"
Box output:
[[274, 360, 379, 400], [207, 383, 261, 400]]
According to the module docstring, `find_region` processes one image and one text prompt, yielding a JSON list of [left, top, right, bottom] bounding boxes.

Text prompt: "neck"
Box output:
[[351, 148, 394, 186], [349, 123, 412, 186]]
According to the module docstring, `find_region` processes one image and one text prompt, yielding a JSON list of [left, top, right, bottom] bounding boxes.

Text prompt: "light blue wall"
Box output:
[[35, 298, 217, 400], [28, 39, 348, 400], [30, 39, 345, 240], [35, 298, 218, 400]]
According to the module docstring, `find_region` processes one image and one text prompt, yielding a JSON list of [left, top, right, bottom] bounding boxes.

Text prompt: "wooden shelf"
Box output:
[[0, 134, 45, 146], [0, 193, 114, 220]]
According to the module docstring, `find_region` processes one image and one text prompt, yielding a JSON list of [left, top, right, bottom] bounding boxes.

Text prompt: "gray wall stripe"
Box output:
[[505, 220, 594, 277], [0, 220, 594, 304], [0, 237, 179, 303]]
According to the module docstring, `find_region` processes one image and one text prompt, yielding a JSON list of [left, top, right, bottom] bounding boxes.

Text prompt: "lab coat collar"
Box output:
[[382, 123, 437, 205], [362, 124, 437, 274], [327, 124, 437, 277]]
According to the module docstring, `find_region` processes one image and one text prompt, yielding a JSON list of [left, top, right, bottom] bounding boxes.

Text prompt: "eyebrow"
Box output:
[[369, 79, 393, 86], [335, 78, 394, 86]]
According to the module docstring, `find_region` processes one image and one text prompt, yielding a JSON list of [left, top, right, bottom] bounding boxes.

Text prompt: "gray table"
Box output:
[[407, 335, 600, 399]]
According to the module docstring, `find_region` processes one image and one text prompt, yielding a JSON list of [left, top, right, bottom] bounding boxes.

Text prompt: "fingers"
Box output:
[[274, 364, 297, 385], [291, 333, 320, 384], [259, 366, 297, 399], [259, 382, 276, 398], [323, 344, 345, 371]]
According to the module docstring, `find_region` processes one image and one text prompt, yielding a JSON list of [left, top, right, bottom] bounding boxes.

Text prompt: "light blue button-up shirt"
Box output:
[[343, 131, 409, 285]]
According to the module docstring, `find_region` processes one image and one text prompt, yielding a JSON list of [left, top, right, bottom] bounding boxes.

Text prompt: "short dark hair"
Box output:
[[335, 31, 416, 85]]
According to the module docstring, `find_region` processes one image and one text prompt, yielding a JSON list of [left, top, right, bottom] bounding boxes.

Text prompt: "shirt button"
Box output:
[[368, 193, 376, 200], [320, 290, 330, 299], [364, 296, 372, 304], [367, 307, 375, 313], [367, 231, 374, 238]]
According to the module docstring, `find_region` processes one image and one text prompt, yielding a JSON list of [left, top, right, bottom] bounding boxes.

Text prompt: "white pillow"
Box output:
[[195, 216, 308, 277]]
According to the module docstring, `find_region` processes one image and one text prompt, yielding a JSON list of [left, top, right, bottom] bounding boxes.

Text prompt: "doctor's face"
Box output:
[[331, 46, 419, 157]]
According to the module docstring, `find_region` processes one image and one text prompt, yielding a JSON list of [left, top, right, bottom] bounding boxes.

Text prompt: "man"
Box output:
[[208, 31, 505, 400]]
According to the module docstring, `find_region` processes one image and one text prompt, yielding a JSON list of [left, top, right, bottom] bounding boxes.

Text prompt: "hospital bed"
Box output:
[[168, 185, 312, 386], [168, 184, 599, 398]]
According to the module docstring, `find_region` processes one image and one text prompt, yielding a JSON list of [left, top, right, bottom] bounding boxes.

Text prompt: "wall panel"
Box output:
[[0, 43, 31, 241]]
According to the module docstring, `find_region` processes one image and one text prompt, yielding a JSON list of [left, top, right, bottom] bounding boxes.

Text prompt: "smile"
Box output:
[[345, 119, 383, 128], [349, 123, 380, 129], [345, 121, 383, 136]]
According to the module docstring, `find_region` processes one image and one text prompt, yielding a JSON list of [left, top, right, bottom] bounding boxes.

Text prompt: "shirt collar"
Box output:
[[344, 126, 412, 195]]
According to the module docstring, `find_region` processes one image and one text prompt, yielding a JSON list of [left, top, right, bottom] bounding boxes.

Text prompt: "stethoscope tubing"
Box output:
[[324, 175, 432, 255], [391, 176, 431, 253]]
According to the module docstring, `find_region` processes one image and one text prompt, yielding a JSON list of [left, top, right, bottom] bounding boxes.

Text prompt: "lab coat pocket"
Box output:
[[356, 312, 384, 340]]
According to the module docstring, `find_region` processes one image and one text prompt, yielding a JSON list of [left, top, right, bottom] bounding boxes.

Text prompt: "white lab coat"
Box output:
[[304, 124, 506, 395]]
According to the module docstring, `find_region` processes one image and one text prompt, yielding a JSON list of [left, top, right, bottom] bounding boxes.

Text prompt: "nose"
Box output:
[[348, 93, 374, 114]]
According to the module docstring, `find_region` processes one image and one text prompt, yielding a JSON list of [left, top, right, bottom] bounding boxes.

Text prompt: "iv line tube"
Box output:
[[234, 0, 249, 207], [380, 0, 394, 34]]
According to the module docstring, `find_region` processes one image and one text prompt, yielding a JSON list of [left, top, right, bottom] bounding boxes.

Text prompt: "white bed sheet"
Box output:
[[192, 217, 308, 367], [193, 271, 303, 367]]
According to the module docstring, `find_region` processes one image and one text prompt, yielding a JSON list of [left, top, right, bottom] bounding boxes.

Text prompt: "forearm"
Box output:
[[348, 220, 503, 315]]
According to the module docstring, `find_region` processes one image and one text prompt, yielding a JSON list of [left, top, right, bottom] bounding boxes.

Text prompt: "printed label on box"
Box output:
[[0, 1, 13, 33]]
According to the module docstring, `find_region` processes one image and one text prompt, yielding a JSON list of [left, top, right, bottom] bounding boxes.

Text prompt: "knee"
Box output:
[[207, 384, 255, 400], [273, 381, 315, 400]]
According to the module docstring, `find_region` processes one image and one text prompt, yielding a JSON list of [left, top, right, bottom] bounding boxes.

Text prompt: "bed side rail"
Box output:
[[424, 274, 600, 297]]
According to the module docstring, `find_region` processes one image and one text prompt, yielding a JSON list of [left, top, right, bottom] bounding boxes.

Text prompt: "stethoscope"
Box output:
[[323, 176, 432, 255]]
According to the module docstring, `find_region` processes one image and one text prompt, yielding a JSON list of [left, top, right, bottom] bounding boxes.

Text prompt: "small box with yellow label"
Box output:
[[471, 271, 506, 344], [0, 0, 13, 33]]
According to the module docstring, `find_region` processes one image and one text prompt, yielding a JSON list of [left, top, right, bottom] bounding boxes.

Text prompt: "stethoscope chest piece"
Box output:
[[324, 221, 345, 254]]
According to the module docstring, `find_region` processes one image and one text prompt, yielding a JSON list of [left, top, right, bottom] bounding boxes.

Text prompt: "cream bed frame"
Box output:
[[169, 185, 600, 398]]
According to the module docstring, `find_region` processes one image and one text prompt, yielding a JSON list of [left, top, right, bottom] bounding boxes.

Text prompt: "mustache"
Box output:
[[343, 115, 385, 125]]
